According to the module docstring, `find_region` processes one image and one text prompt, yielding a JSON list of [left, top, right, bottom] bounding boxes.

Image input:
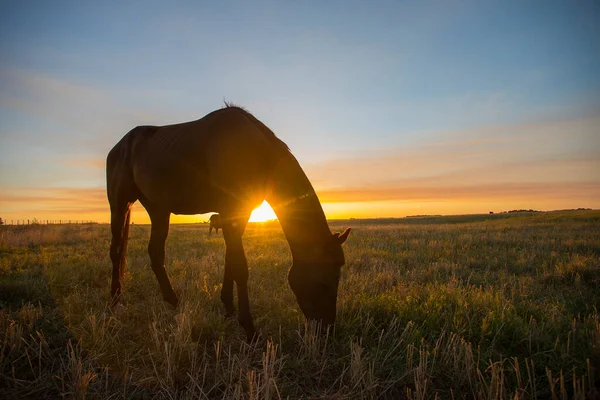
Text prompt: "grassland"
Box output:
[[1, 210, 599, 399]]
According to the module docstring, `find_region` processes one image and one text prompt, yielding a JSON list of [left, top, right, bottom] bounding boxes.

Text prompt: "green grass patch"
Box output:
[[1, 211, 599, 398]]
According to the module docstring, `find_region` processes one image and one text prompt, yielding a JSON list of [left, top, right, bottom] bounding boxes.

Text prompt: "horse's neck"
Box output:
[[267, 152, 331, 257]]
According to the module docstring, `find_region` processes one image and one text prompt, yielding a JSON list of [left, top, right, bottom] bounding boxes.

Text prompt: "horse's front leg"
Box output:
[[220, 260, 235, 317], [222, 214, 256, 341]]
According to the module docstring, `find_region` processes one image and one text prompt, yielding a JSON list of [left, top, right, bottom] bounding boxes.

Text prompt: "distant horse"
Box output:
[[209, 213, 221, 235], [106, 105, 351, 340]]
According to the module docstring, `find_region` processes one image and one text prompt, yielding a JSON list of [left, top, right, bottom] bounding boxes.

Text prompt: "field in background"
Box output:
[[1, 210, 599, 399]]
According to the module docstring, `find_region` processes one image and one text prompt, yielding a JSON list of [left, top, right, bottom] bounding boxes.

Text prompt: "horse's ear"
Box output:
[[336, 228, 351, 244]]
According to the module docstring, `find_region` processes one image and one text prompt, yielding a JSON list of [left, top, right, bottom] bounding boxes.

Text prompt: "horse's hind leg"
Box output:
[[109, 190, 135, 306], [147, 208, 178, 308]]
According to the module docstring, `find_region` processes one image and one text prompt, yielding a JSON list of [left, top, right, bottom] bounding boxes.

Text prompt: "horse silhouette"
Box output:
[[106, 105, 351, 340], [209, 213, 221, 235]]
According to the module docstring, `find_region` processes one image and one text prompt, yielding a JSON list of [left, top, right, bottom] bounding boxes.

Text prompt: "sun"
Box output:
[[249, 200, 277, 222]]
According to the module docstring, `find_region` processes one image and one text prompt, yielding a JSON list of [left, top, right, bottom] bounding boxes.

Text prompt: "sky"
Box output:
[[0, 0, 599, 223]]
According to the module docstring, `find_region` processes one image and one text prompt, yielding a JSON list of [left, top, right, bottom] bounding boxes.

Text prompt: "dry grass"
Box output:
[[1, 210, 599, 398]]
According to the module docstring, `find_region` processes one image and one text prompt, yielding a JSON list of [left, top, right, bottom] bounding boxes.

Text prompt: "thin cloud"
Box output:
[[304, 113, 600, 212], [0, 68, 181, 150], [0, 68, 184, 188], [0, 186, 194, 223], [63, 157, 106, 169], [306, 113, 600, 189], [0, 187, 107, 211], [317, 181, 599, 203]]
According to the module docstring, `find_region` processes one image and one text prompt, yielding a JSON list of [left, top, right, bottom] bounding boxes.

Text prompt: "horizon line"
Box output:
[[2, 208, 596, 226]]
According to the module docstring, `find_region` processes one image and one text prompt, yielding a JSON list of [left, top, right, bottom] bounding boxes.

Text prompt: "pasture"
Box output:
[[1, 210, 599, 399]]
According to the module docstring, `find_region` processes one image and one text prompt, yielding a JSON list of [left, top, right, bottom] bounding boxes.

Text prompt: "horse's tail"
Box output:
[[107, 128, 141, 303]]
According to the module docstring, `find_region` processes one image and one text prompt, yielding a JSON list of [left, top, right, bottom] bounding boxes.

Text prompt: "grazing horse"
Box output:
[[209, 213, 221, 235], [106, 105, 351, 340]]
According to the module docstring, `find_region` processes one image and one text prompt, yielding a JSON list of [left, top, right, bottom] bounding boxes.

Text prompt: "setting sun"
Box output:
[[248, 200, 277, 222]]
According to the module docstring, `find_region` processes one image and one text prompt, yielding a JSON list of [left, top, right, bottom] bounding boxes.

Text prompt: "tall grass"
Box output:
[[1, 211, 599, 398]]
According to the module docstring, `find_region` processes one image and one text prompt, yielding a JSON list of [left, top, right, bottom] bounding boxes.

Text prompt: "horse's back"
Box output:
[[127, 108, 282, 214]]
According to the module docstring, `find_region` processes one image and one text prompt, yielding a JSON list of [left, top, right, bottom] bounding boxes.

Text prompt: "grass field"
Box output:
[[1, 210, 599, 399]]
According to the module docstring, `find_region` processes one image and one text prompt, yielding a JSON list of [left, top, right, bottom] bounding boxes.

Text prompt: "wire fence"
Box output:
[[0, 219, 98, 226]]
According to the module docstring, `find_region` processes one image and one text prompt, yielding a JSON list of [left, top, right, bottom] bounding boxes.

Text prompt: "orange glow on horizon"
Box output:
[[1, 184, 598, 224]]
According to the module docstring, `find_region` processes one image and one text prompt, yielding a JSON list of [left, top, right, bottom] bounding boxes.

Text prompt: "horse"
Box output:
[[209, 213, 221, 235], [106, 105, 351, 340]]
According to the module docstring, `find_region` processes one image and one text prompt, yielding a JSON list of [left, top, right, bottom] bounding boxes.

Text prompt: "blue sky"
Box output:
[[0, 0, 599, 222]]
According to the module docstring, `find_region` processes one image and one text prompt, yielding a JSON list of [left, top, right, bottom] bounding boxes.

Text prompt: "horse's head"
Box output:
[[288, 228, 351, 327]]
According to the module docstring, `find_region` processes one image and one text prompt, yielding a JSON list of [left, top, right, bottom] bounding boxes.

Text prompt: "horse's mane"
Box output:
[[223, 101, 247, 111], [222, 102, 290, 152]]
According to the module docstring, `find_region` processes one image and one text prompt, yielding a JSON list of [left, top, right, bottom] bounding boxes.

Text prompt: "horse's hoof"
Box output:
[[111, 303, 125, 315], [224, 309, 236, 318], [164, 295, 179, 309], [246, 331, 260, 344]]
